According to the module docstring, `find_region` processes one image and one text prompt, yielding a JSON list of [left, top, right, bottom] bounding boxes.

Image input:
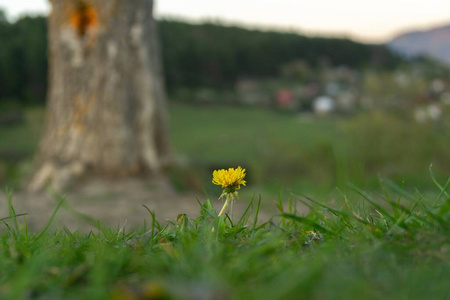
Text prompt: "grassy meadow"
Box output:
[[0, 181, 449, 299], [170, 104, 450, 197], [1, 103, 450, 196], [0, 104, 449, 299]]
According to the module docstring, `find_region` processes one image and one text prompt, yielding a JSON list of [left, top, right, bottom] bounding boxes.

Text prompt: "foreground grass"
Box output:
[[1, 179, 449, 300]]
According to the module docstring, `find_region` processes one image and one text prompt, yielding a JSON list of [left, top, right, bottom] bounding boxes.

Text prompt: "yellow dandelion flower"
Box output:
[[212, 166, 247, 217], [212, 166, 246, 191]]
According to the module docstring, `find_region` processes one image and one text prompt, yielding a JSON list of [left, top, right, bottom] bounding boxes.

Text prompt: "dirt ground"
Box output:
[[0, 177, 273, 232]]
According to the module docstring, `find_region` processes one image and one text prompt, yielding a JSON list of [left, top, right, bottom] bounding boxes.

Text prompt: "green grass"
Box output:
[[0, 109, 43, 186], [0, 104, 449, 299], [169, 104, 346, 197], [0, 177, 449, 299], [169, 104, 450, 197], [0, 104, 449, 198], [0, 108, 43, 156], [170, 104, 340, 163]]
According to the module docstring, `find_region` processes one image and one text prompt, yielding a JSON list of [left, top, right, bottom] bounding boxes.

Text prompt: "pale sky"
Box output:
[[1, 0, 449, 42]]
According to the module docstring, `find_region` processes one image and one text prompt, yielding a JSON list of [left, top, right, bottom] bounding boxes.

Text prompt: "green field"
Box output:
[[1, 104, 449, 199], [0, 105, 449, 299], [169, 104, 450, 197]]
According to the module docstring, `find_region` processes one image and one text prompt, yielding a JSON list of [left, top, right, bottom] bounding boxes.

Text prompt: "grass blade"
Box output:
[[349, 184, 396, 223], [429, 164, 450, 205], [36, 195, 66, 239], [252, 196, 262, 230], [281, 213, 335, 235]]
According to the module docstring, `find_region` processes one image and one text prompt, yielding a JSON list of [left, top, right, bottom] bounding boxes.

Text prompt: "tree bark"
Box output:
[[29, 0, 172, 191]]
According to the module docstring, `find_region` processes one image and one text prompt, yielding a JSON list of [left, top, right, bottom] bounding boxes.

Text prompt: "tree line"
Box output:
[[0, 12, 47, 106], [0, 11, 403, 106]]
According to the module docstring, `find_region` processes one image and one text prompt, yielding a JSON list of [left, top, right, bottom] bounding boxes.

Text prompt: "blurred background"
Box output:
[[0, 0, 450, 201]]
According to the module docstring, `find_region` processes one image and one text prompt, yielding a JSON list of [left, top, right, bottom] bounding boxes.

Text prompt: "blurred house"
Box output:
[[276, 88, 295, 109], [313, 96, 335, 115], [335, 90, 358, 113], [414, 104, 442, 123], [236, 79, 271, 106]]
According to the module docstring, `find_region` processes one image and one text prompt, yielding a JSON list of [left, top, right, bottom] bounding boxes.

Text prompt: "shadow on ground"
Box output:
[[0, 177, 274, 232]]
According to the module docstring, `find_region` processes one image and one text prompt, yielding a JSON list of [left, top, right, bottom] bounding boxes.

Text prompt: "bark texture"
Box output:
[[29, 0, 171, 191]]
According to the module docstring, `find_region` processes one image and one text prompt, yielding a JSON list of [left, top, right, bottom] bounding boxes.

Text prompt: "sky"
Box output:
[[1, 0, 449, 43]]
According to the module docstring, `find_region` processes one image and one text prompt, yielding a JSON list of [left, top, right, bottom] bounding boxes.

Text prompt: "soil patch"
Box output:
[[0, 177, 273, 232]]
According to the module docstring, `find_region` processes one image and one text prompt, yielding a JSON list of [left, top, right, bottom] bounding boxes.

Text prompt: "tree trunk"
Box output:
[[29, 0, 172, 191]]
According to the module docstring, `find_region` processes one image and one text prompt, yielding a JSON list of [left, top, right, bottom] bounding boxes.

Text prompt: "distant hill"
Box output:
[[388, 24, 450, 65]]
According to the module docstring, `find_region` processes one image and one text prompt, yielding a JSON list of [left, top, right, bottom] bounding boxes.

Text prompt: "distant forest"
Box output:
[[0, 11, 402, 105]]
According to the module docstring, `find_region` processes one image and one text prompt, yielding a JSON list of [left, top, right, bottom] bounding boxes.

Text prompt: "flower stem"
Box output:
[[218, 197, 231, 217]]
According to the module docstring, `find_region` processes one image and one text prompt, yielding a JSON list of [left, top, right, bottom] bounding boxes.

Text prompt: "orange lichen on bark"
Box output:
[[70, 2, 98, 37], [71, 95, 95, 133]]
